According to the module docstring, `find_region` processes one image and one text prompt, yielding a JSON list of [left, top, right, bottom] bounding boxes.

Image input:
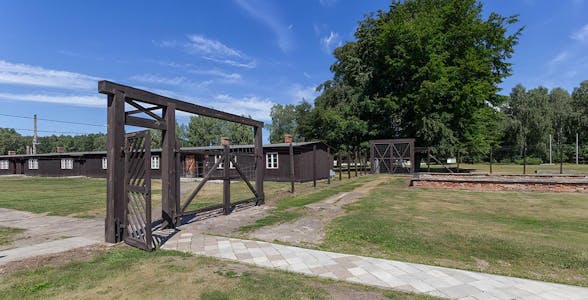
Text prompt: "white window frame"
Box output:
[[0, 160, 9, 170], [28, 159, 39, 170], [266, 152, 279, 169], [61, 158, 73, 170], [151, 155, 160, 170], [102, 157, 108, 170], [215, 155, 235, 169]]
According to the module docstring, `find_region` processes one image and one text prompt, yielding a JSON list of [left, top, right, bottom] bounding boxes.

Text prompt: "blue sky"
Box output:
[[0, 0, 587, 142]]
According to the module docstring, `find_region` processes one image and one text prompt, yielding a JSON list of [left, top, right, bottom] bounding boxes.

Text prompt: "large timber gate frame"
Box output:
[[370, 139, 415, 174], [100, 81, 265, 248]]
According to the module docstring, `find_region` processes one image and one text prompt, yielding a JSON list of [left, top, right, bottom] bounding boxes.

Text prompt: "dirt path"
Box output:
[[0, 208, 103, 266], [247, 176, 387, 246]]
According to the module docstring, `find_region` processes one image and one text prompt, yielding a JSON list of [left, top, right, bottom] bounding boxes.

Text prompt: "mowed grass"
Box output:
[[0, 247, 437, 300], [240, 176, 374, 232], [0, 176, 343, 218], [0, 226, 24, 246], [322, 177, 588, 286], [0, 177, 108, 217]]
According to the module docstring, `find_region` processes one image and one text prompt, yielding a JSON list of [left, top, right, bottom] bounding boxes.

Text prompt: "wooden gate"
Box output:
[[123, 130, 154, 251], [369, 139, 415, 174]]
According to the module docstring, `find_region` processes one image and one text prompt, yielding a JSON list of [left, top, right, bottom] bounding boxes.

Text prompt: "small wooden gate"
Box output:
[[123, 130, 154, 251], [369, 139, 415, 174]]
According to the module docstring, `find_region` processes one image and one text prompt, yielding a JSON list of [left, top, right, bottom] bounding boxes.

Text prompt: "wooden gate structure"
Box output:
[[123, 130, 153, 251], [369, 139, 415, 174], [99, 81, 265, 246]]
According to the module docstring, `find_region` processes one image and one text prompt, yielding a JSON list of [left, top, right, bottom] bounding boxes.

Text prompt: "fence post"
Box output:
[[489, 146, 493, 174], [327, 147, 331, 184], [354, 150, 358, 177], [523, 145, 527, 175], [456, 148, 460, 174], [289, 142, 295, 193], [338, 152, 342, 181], [347, 151, 351, 179], [427, 147, 431, 172], [222, 142, 231, 215], [313, 144, 317, 188]]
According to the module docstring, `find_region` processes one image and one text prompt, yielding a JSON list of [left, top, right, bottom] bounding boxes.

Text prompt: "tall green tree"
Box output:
[[312, 0, 521, 153], [187, 115, 253, 146], [268, 100, 315, 143], [0, 128, 27, 155]]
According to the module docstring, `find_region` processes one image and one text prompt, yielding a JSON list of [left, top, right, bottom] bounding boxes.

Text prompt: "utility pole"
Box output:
[[32, 114, 38, 155]]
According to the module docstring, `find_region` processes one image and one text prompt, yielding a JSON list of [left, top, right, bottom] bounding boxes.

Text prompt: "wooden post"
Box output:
[[312, 144, 317, 188], [338, 152, 342, 180], [327, 147, 331, 184], [456, 148, 460, 174], [523, 145, 527, 175], [289, 142, 295, 193], [161, 103, 177, 228], [106, 91, 125, 243], [427, 147, 431, 172], [347, 151, 351, 179], [223, 143, 231, 215], [254, 126, 265, 204], [489, 146, 493, 174], [354, 150, 358, 177]]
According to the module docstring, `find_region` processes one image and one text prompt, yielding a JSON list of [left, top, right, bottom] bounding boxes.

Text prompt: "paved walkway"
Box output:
[[0, 208, 102, 265], [162, 233, 588, 300]]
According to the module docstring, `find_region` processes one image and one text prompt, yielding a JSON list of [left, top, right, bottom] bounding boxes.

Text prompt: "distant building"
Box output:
[[0, 141, 332, 183]]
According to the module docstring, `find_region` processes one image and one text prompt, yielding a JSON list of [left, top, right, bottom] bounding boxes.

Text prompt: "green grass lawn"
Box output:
[[239, 176, 374, 232], [0, 247, 437, 300], [0, 226, 24, 246], [322, 176, 588, 286]]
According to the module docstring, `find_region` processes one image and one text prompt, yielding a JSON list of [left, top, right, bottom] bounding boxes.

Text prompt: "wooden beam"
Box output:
[[254, 126, 265, 204], [126, 105, 161, 116], [180, 158, 223, 212], [106, 91, 125, 243], [338, 152, 342, 180], [125, 115, 166, 130], [327, 147, 331, 184], [222, 144, 231, 215], [230, 156, 258, 198], [347, 151, 351, 179], [125, 99, 162, 121], [161, 104, 178, 228], [99, 81, 263, 128]]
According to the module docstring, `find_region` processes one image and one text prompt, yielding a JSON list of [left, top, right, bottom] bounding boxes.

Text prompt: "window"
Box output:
[[0, 160, 8, 170], [61, 158, 73, 170], [151, 155, 160, 169], [102, 157, 108, 170], [215, 155, 235, 169], [266, 153, 278, 169], [28, 159, 38, 170]]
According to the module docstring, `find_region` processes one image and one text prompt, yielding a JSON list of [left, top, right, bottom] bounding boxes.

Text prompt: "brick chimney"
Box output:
[[56, 147, 65, 153], [220, 137, 231, 146], [7, 151, 16, 156], [284, 134, 293, 143]]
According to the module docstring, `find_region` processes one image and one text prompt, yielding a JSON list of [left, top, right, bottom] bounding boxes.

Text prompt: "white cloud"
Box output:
[[0, 60, 100, 90], [202, 57, 257, 69], [234, 0, 294, 52], [303, 72, 311, 79], [130, 74, 213, 89], [571, 24, 588, 42], [0, 92, 104, 107], [548, 51, 569, 65], [156, 35, 256, 68], [321, 31, 342, 53], [213, 94, 274, 121], [185, 34, 243, 57], [288, 84, 319, 103], [188, 69, 241, 81]]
